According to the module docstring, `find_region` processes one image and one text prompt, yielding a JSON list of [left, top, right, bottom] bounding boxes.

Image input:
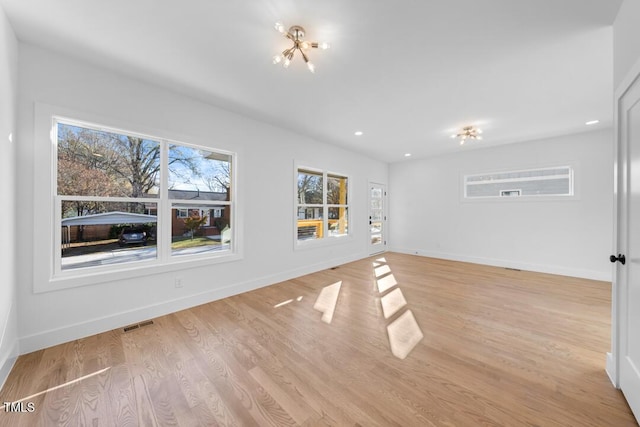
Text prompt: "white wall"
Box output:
[[614, 0, 640, 89], [389, 130, 613, 281], [0, 4, 18, 387], [16, 43, 387, 353]]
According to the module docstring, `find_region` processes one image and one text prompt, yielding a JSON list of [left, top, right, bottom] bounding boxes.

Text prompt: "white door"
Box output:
[[614, 66, 640, 420], [369, 182, 387, 254]]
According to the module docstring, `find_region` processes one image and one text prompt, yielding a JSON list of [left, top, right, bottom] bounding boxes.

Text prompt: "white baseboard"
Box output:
[[0, 299, 19, 391], [390, 247, 611, 282], [19, 253, 364, 354], [606, 352, 618, 388], [0, 342, 18, 392]]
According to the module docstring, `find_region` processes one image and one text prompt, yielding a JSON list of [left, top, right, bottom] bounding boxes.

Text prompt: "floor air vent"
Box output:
[[123, 320, 154, 332]]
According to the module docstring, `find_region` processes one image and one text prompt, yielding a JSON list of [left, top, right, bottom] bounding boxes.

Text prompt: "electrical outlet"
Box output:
[[175, 278, 183, 288]]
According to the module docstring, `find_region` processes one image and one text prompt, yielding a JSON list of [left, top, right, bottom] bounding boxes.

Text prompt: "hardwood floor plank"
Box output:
[[131, 374, 159, 427], [248, 365, 312, 425], [1, 253, 637, 426]]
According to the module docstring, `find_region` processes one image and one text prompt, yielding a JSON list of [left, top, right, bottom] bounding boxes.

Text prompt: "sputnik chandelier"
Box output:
[[272, 22, 330, 73], [452, 126, 483, 145]]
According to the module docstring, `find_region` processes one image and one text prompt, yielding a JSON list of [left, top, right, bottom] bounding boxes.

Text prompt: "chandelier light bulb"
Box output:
[[307, 62, 315, 73], [319, 42, 330, 50], [272, 55, 282, 64], [275, 22, 285, 33], [283, 58, 291, 68], [301, 41, 310, 50]]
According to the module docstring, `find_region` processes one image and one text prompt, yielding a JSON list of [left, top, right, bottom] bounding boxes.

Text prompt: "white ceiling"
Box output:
[[1, 0, 622, 162]]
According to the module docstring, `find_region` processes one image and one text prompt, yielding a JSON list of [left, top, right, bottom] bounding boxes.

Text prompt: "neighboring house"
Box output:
[[166, 189, 230, 238]]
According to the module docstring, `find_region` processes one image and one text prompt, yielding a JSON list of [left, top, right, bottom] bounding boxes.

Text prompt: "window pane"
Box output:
[[327, 174, 348, 205], [169, 145, 231, 200], [464, 166, 573, 198], [466, 178, 571, 197], [297, 170, 323, 204], [171, 203, 231, 257], [371, 228, 383, 245], [297, 207, 323, 240], [328, 207, 348, 237], [57, 122, 160, 198], [61, 201, 157, 270]]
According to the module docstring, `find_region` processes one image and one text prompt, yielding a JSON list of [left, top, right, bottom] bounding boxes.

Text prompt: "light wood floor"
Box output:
[[1, 253, 637, 426]]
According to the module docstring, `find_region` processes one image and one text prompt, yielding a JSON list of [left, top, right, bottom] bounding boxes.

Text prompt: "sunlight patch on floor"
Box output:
[[376, 273, 398, 293], [380, 288, 407, 319], [313, 281, 342, 324], [274, 299, 293, 308], [274, 296, 304, 308], [387, 310, 424, 360], [13, 367, 112, 403], [373, 257, 423, 359], [374, 264, 391, 278]]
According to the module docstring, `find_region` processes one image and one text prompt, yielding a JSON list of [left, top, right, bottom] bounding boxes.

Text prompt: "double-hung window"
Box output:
[[296, 167, 349, 244], [55, 117, 234, 276]]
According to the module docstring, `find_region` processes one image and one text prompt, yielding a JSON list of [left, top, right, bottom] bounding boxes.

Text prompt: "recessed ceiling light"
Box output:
[[585, 120, 600, 126], [8, 132, 12, 143], [404, 153, 412, 157], [354, 131, 363, 136]]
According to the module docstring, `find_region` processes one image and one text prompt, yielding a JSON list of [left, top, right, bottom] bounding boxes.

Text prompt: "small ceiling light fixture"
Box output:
[[404, 153, 412, 157], [354, 131, 363, 136], [273, 22, 330, 73], [585, 120, 600, 126], [451, 126, 483, 145]]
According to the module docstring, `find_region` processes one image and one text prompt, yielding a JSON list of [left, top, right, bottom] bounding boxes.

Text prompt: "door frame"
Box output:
[[609, 54, 640, 389], [368, 181, 388, 255]]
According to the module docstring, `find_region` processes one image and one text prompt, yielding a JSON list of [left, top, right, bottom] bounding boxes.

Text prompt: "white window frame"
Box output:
[[462, 165, 577, 201], [294, 164, 351, 249], [33, 103, 241, 293]]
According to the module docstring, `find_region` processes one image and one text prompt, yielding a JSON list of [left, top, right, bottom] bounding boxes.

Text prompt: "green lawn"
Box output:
[[171, 236, 221, 250]]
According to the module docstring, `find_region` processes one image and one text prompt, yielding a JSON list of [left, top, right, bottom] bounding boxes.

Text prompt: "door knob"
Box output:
[[610, 254, 626, 265]]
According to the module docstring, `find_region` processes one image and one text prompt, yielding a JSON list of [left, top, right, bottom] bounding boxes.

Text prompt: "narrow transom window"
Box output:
[[464, 166, 574, 199]]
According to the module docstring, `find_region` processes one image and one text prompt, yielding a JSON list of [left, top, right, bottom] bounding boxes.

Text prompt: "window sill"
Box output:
[[460, 194, 579, 203], [35, 252, 243, 294], [294, 234, 353, 251]]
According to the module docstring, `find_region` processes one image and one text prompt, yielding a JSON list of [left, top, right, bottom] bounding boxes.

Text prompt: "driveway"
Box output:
[[61, 244, 230, 270]]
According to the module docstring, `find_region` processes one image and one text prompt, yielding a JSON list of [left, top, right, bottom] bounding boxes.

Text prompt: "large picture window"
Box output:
[[296, 167, 349, 244], [55, 118, 234, 275]]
